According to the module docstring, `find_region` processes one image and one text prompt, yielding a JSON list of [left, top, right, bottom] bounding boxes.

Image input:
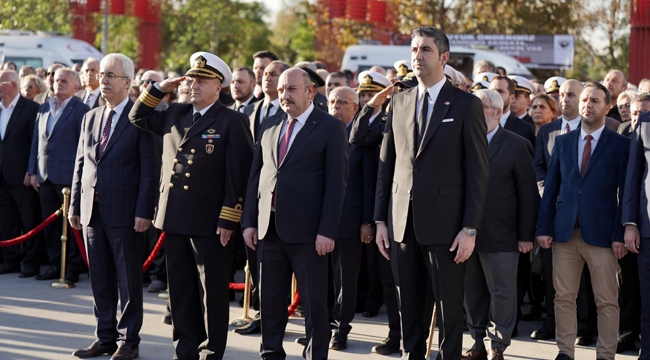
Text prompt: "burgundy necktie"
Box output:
[[97, 110, 115, 159], [563, 123, 570, 134], [580, 134, 593, 178], [272, 118, 297, 209]]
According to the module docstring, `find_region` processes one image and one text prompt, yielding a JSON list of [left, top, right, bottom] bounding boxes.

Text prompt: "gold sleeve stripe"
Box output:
[[220, 208, 242, 217], [138, 90, 162, 108], [220, 206, 242, 222], [220, 214, 241, 222]]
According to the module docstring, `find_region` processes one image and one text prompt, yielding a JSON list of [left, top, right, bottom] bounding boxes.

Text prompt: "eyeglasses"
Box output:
[[139, 79, 155, 86], [0, 81, 13, 86], [328, 99, 355, 106], [96, 72, 130, 80]]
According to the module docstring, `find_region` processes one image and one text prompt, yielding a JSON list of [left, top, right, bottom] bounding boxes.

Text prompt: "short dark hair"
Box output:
[[328, 71, 350, 86], [313, 60, 327, 70], [411, 26, 450, 55], [269, 60, 290, 73], [584, 81, 612, 105], [493, 75, 515, 96], [342, 69, 354, 82], [233, 66, 255, 82], [253, 51, 279, 61]]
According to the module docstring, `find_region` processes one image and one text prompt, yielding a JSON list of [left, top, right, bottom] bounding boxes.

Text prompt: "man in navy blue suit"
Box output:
[[28, 68, 89, 282], [537, 82, 628, 360], [622, 110, 650, 360], [69, 53, 159, 360]]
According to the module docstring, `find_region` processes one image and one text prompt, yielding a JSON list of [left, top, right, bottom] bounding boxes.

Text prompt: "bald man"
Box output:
[[603, 70, 628, 122]]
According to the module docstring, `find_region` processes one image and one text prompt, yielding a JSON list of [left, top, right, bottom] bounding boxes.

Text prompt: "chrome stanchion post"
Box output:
[[230, 261, 253, 326], [51, 187, 74, 289]]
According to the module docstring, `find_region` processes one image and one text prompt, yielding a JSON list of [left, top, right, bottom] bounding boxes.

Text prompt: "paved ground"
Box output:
[[0, 267, 642, 359]]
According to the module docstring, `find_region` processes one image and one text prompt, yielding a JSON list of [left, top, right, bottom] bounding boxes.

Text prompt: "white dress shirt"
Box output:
[[416, 77, 446, 124], [578, 125, 605, 173], [101, 97, 130, 141], [0, 93, 21, 140], [259, 98, 280, 124], [85, 87, 101, 107], [562, 116, 581, 133], [487, 125, 499, 145], [499, 110, 511, 128], [279, 102, 314, 151]]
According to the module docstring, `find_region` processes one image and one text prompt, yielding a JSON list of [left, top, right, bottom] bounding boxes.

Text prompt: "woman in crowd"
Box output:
[[21, 74, 47, 101], [531, 93, 558, 135]]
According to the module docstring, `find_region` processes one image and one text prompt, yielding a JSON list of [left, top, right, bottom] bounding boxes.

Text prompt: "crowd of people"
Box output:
[[0, 24, 649, 360]]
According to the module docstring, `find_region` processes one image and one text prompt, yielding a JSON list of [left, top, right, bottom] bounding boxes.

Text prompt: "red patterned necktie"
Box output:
[[564, 123, 570, 134], [272, 118, 297, 209], [580, 134, 593, 178], [97, 110, 115, 159]]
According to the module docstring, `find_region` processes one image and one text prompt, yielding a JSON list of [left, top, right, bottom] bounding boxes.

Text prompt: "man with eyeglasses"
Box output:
[[0, 69, 42, 277], [34, 63, 64, 105], [75, 57, 103, 109], [138, 70, 167, 111], [130, 51, 253, 360], [463, 89, 537, 360], [69, 53, 160, 360]]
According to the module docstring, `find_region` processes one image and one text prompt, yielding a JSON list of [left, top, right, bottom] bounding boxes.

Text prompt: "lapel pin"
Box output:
[[444, 101, 450, 105]]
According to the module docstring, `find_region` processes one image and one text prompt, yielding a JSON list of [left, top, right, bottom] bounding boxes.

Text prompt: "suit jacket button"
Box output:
[[277, 171, 281, 175], [185, 173, 190, 178], [169, 183, 174, 188], [178, 147, 183, 152], [413, 168, 418, 172], [184, 185, 189, 190], [188, 160, 193, 165], [171, 171, 176, 175], [174, 158, 179, 163], [578, 190, 583, 194], [191, 149, 196, 154]]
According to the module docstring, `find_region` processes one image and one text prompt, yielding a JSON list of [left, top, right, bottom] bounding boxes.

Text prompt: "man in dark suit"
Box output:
[[463, 89, 537, 360], [229, 67, 257, 112], [603, 70, 627, 122], [28, 68, 89, 282], [622, 110, 650, 360], [537, 82, 628, 360], [34, 64, 64, 105], [374, 26, 489, 360], [243, 68, 348, 360], [131, 52, 253, 360], [252, 51, 279, 102], [242, 60, 289, 144], [326, 86, 377, 351], [69, 53, 159, 360], [298, 66, 328, 111], [489, 76, 535, 146], [75, 57, 104, 109], [0, 69, 42, 276]]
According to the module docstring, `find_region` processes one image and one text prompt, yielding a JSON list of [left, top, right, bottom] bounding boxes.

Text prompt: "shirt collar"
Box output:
[[499, 110, 511, 127], [0, 93, 20, 110], [48, 95, 74, 110], [487, 125, 499, 144], [264, 98, 280, 108], [562, 116, 581, 130], [417, 76, 447, 103], [580, 124, 606, 142], [194, 101, 216, 116], [107, 96, 129, 117], [289, 102, 315, 126], [90, 87, 101, 96]]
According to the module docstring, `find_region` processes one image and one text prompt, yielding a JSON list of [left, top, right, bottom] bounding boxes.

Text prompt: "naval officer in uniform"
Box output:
[[129, 52, 254, 360]]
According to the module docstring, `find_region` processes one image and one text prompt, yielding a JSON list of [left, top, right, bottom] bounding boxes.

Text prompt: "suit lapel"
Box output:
[[181, 101, 223, 145], [48, 99, 77, 138], [100, 100, 133, 159], [3, 96, 26, 140], [267, 114, 285, 169], [568, 130, 580, 178], [488, 126, 503, 159], [417, 81, 454, 157], [252, 101, 263, 139], [402, 88, 417, 158], [582, 127, 610, 178], [280, 107, 321, 166]]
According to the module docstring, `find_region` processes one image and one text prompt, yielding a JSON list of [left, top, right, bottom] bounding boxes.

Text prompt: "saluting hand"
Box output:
[[315, 235, 335, 256], [217, 227, 233, 247], [157, 76, 187, 94], [243, 227, 258, 250], [367, 85, 394, 109], [375, 222, 390, 260]]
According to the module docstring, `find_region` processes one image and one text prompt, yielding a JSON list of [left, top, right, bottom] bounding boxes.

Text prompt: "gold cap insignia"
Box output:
[[362, 74, 373, 86], [397, 64, 409, 77], [207, 129, 216, 134], [194, 55, 207, 69], [482, 75, 489, 82], [552, 80, 559, 88]]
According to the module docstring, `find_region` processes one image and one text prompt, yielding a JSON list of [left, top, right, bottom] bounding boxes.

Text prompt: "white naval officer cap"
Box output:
[[544, 76, 566, 94], [444, 65, 458, 85], [394, 60, 411, 80], [473, 72, 499, 83], [509, 75, 536, 95], [186, 52, 233, 87], [357, 71, 392, 92]]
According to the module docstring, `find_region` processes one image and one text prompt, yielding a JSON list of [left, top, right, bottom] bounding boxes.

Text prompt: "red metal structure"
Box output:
[[71, 0, 161, 70], [630, 0, 650, 84]]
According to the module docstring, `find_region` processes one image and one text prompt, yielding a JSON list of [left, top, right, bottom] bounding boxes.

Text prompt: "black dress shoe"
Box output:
[[72, 341, 117, 358], [575, 334, 594, 346], [35, 266, 60, 280], [330, 332, 347, 351], [530, 324, 555, 340], [554, 353, 573, 360], [296, 337, 308, 346], [65, 271, 80, 283], [110, 345, 139, 360], [372, 336, 400, 355], [616, 338, 637, 353], [0, 263, 20, 275], [18, 270, 38, 278], [362, 309, 379, 317], [234, 319, 260, 335]]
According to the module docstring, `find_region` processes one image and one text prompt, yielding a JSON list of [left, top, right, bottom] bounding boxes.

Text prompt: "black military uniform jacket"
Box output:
[[129, 84, 253, 237]]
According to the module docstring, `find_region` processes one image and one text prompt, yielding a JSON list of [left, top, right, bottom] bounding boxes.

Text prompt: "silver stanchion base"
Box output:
[[230, 316, 252, 327], [157, 291, 169, 300], [51, 280, 75, 289]]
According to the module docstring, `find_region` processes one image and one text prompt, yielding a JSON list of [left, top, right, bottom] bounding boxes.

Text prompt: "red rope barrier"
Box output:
[[229, 282, 247, 291], [0, 211, 60, 247], [142, 232, 165, 272], [71, 228, 88, 266], [288, 290, 301, 316]]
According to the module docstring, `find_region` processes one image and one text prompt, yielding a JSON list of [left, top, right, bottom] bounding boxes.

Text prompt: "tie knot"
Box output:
[[288, 118, 296, 125], [193, 112, 201, 123], [585, 134, 593, 141], [108, 109, 116, 118]]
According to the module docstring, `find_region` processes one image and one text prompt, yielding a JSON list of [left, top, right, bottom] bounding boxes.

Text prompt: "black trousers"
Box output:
[[392, 208, 464, 360], [144, 226, 165, 283], [258, 214, 329, 360], [330, 237, 362, 336], [370, 238, 402, 339], [166, 232, 233, 360], [617, 253, 641, 340], [0, 179, 43, 272], [85, 204, 143, 347], [39, 181, 86, 272]]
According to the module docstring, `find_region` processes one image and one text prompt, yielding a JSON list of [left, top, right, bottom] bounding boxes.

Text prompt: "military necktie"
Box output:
[[193, 112, 201, 124]]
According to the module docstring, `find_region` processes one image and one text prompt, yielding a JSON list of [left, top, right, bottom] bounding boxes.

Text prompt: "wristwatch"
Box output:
[[462, 227, 477, 237]]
